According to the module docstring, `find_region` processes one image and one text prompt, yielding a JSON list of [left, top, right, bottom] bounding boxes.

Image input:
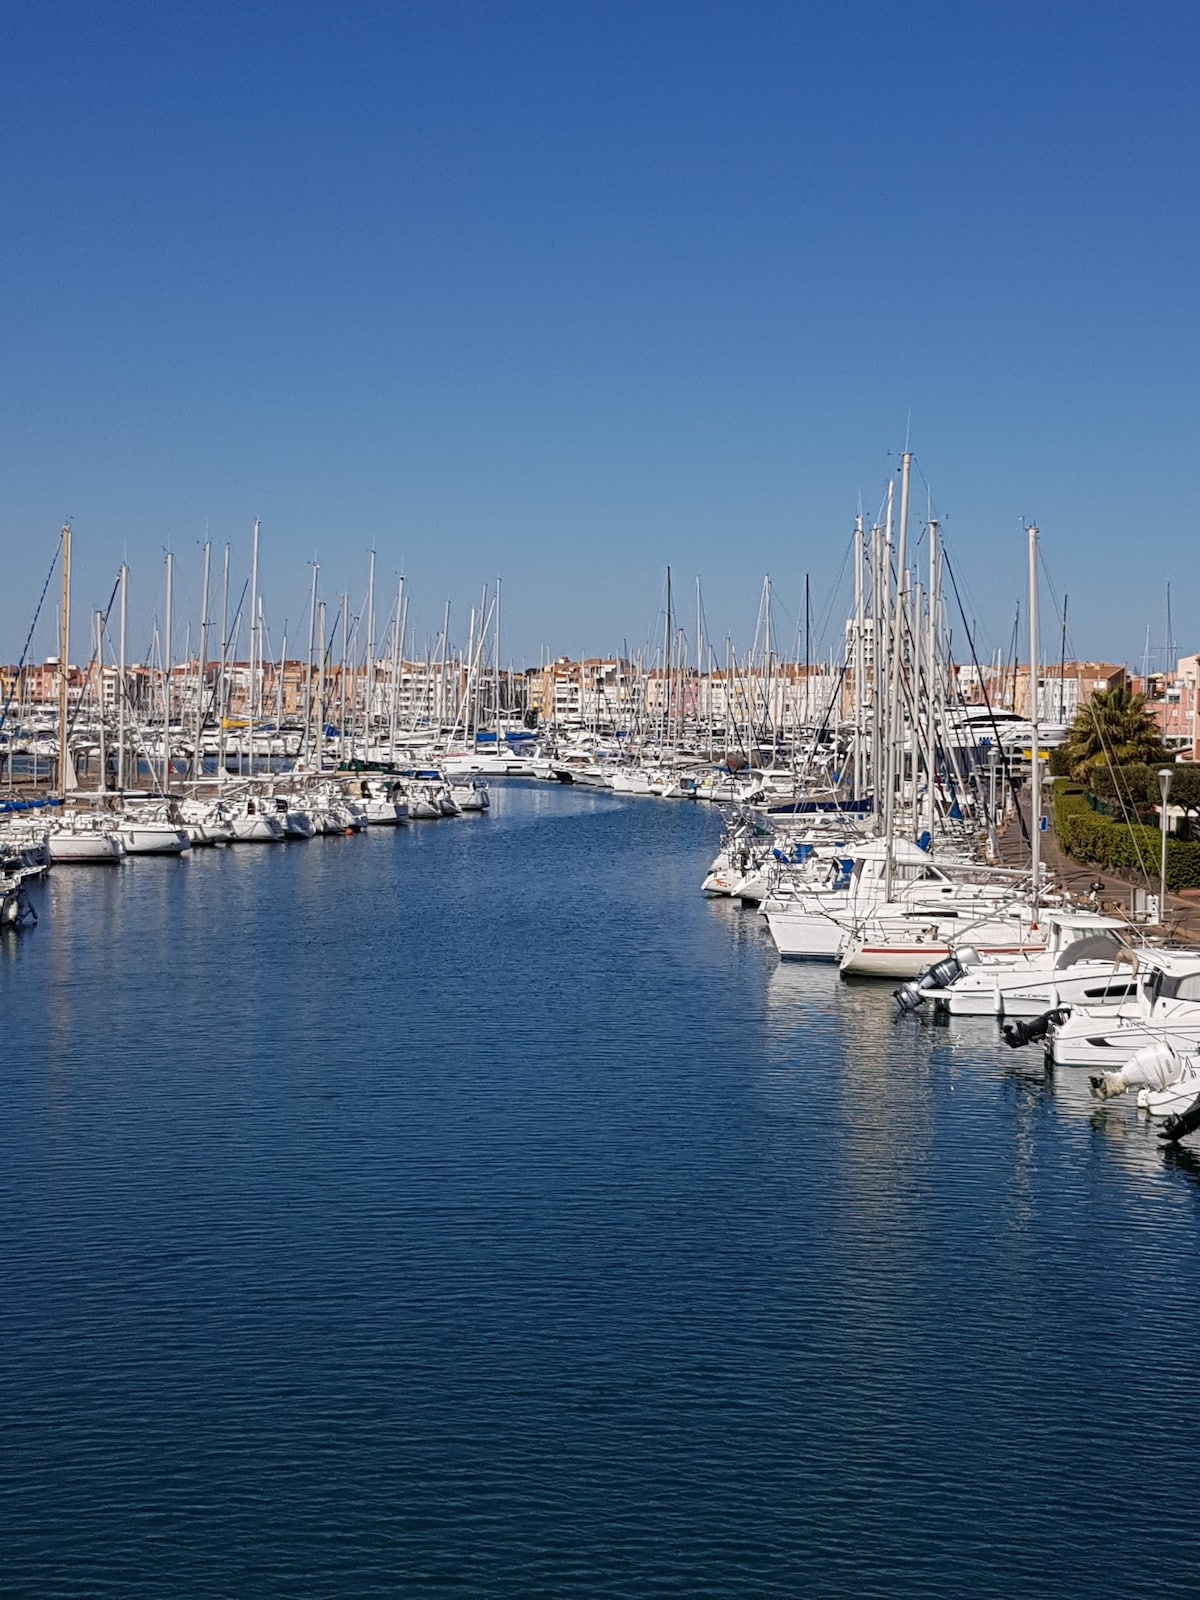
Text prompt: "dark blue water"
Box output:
[[3, 784, 1199, 1599]]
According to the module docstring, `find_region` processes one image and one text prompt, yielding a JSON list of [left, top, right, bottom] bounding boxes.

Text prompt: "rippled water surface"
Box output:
[[4, 783, 1200, 1598]]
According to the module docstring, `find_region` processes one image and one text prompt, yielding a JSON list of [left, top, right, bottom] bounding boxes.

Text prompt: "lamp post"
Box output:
[[1159, 767, 1174, 924]]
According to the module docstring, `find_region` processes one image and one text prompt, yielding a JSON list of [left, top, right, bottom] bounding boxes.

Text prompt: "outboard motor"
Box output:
[[1001, 1007, 1066, 1049], [895, 953, 965, 1015], [1160, 1091, 1200, 1143]]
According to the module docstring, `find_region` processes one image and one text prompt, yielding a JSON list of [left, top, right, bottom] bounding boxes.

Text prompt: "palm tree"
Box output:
[[1060, 684, 1166, 785]]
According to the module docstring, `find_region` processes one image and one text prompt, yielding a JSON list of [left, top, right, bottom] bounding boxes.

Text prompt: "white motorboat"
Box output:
[[1047, 952, 1200, 1067], [908, 912, 1140, 1017]]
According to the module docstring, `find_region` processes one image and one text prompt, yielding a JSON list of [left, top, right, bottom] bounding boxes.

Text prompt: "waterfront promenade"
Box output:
[[998, 782, 1200, 943]]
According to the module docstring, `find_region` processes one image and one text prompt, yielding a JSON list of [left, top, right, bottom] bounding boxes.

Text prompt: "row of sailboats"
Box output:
[[703, 455, 1072, 977]]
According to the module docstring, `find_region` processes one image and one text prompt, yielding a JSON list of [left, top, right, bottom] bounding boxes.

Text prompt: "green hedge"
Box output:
[[1053, 784, 1200, 891]]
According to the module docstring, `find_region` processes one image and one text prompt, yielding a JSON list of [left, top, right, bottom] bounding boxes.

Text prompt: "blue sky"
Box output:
[[2, 1, 1195, 673]]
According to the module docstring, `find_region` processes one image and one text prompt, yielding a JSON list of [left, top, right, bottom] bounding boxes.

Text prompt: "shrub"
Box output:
[[1053, 783, 1200, 891]]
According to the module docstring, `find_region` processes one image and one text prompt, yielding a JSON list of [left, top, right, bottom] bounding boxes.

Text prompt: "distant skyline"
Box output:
[[2, 2, 1196, 673]]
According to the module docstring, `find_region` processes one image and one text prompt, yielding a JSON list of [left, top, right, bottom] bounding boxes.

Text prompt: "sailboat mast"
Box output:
[[852, 517, 864, 801], [389, 575, 404, 765], [193, 541, 211, 784], [216, 544, 230, 780], [247, 517, 260, 779], [56, 524, 71, 800], [925, 518, 939, 838], [339, 593, 348, 764], [316, 600, 327, 768], [883, 453, 911, 900], [303, 562, 319, 767], [117, 561, 128, 792], [494, 576, 502, 738], [1028, 524, 1041, 921], [162, 549, 173, 792], [96, 609, 107, 793], [365, 549, 376, 755]]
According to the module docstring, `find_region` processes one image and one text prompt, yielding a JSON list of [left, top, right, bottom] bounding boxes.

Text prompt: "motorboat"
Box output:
[[902, 911, 1141, 1017], [1047, 950, 1200, 1067]]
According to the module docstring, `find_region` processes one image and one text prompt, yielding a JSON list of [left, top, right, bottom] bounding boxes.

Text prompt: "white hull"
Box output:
[[1140, 1066, 1200, 1117], [47, 832, 123, 863], [1052, 1017, 1200, 1068], [116, 825, 190, 855], [766, 907, 846, 961], [363, 800, 404, 825], [840, 933, 1045, 980], [230, 815, 285, 842], [940, 966, 1140, 1017]]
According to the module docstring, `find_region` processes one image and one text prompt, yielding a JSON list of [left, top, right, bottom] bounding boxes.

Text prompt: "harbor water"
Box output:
[[3, 783, 1199, 1598]]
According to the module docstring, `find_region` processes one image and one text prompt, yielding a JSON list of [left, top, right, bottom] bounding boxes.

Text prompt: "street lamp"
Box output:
[[1159, 767, 1174, 924]]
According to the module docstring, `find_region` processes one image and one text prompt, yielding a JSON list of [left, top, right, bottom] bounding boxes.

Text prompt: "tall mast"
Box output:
[[162, 548, 173, 792], [884, 452, 911, 900], [1165, 582, 1173, 677], [193, 541, 211, 783], [493, 577, 501, 735], [56, 523, 71, 800], [1028, 524, 1041, 922], [925, 518, 939, 839], [116, 562, 128, 791], [303, 561, 319, 767], [339, 593, 348, 764], [803, 573, 811, 738], [921, 582, 928, 838], [316, 600, 327, 769], [95, 608, 107, 794], [664, 566, 672, 749], [439, 601, 451, 733], [389, 575, 404, 765], [869, 522, 882, 806], [216, 544, 230, 780], [365, 548, 376, 754], [247, 517, 260, 779], [852, 516, 865, 801]]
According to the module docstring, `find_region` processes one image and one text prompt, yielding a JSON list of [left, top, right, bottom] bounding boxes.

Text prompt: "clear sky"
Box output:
[[2, 0, 1196, 674]]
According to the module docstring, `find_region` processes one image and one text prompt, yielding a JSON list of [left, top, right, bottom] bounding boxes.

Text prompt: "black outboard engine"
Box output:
[[895, 954, 965, 1015], [1001, 1007, 1066, 1049], [1159, 1090, 1200, 1143]]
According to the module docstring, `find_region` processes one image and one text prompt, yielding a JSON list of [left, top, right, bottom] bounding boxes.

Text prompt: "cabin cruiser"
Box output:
[[897, 911, 1141, 1017], [1046, 950, 1200, 1067]]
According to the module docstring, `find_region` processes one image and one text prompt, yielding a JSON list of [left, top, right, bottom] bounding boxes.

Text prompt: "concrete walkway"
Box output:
[[995, 782, 1200, 944]]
